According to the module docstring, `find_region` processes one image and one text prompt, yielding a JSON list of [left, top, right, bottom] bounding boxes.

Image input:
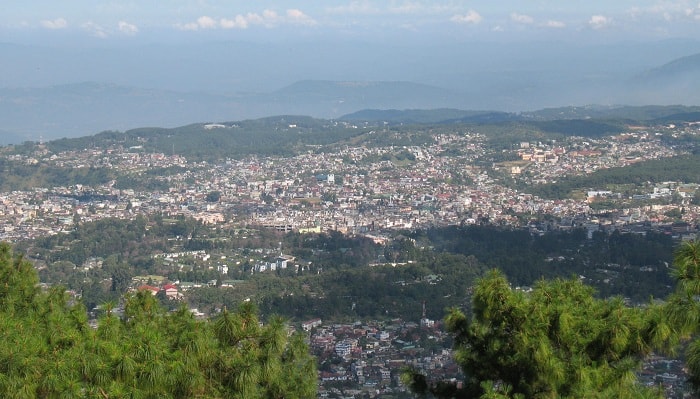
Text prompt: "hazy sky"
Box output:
[[4, 1, 700, 44]]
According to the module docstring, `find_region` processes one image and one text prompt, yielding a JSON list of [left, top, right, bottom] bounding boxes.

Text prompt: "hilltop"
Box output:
[[7, 104, 697, 163]]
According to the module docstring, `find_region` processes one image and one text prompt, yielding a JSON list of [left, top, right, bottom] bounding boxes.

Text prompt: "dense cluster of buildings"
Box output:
[[1, 124, 698, 246], [307, 316, 458, 398]]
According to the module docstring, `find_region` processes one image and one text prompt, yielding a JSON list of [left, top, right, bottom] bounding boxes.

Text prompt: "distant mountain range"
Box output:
[[1, 46, 700, 144], [638, 52, 700, 81], [0, 80, 469, 144]]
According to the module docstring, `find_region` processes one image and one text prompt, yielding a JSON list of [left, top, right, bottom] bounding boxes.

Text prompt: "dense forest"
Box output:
[[528, 153, 700, 199], [36, 116, 370, 162], [0, 158, 115, 191], [20, 216, 678, 322]]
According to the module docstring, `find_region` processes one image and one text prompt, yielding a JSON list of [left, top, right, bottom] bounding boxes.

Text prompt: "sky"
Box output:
[[4, 0, 700, 44], [3, 1, 700, 140]]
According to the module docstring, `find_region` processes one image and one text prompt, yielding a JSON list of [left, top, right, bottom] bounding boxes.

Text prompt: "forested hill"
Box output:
[[5, 104, 700, 163], [340, 104, 700, 124], [39, 116, 370, 161]]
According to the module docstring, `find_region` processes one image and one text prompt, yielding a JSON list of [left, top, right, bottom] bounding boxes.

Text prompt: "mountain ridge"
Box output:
[[3, 44, 700, 144]]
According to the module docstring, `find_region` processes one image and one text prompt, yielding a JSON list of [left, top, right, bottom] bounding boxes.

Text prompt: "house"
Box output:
[[137, 285, 160, 295], [302, 318, 322, 332], [163, 283, 181, 300]]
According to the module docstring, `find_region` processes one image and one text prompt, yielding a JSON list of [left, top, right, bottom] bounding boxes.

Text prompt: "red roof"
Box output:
[[137, 285, 160, 293]]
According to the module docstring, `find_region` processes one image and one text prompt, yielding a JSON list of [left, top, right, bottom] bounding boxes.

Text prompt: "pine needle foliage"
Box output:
[[667, 240, 700, 392], [0, 242, 317, 398], [405, 269, 674, 399]]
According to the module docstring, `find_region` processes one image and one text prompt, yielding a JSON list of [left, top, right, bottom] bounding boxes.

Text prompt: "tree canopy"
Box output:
[[667, 240, 700, 392], [404, 269, 675, 398], [0, 242, 317, 398]]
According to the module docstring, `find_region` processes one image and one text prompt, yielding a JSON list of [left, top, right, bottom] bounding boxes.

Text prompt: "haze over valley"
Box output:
[[3, 0, 700, 143], [2, 39, 700, 143]]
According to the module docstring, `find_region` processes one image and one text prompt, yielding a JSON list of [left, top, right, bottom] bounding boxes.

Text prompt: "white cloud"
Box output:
[[176, 15, 220, 30], [118, 21, 138, 35], [219, 12, 266, 29], [544, 20, 566, 28], [40, 18, 67, 29], [82, 22, 108, 38], [589, 15, 612, 29], [510, 13, 534, 24], [179, 9, 316, 31], [244, 12, 265, 26], [197, 16, 217, 29], [262, 10, 280, 28], [450, 10, 482, 24], [628, 2, 700, 22], [286, 9, 317, 26], [220, 15, 249, 29]]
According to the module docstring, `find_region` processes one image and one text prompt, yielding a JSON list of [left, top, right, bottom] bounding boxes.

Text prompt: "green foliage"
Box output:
[[113, 166, 179, 191], [258, 253, 486, 321], [417, 225, 675, 301], [0, 158, 115, 191], [528, 154, 700, 199], [340, 108, 518, 124], [531, 119, 626, 138], [205, 190, 221, 203], [406, 269, 673, 398], [44, 116, 370, 162], [667, 240, 700, 391], [0, 242, 317, 398], [526, 105, 700, 121]]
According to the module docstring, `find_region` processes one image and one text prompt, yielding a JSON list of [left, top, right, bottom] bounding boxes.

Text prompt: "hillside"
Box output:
[[4, 105, 695, 164], [41, 115, 371, 161], [340, 108, 520, 124], [642, 52, 700, 80], [341, 105, 700, 124], [626, 52, 700, 106]]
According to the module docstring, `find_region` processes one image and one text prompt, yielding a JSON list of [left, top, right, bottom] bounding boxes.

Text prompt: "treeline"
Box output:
[[528, 153, 700, 199], [26, 217, 678, 320], [0, 158, 115, 191], [165, 224, 678, 318], [0, 158, 184, 191], [43, 116, 371, 162], [257, 253, 487, 321], [416, 225, 676, 301], [26, 216, 203, 308]]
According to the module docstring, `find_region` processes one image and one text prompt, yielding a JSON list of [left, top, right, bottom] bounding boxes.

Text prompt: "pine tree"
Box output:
[[404, 269, 672, 398], [0, 242, 318, 398], [667, 240, 700, 391]]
